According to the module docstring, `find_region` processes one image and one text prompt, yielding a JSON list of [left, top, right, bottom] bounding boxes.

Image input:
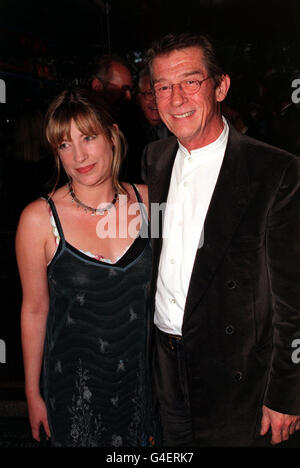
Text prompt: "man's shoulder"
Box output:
[[141, 135, 178, 184], [229, 125, 300, 169], [144, 135, 178, 157]]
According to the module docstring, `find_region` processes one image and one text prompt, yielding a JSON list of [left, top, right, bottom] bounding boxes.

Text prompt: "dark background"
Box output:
[[1, 0, 299, 55], [0, 0, 299, 447]]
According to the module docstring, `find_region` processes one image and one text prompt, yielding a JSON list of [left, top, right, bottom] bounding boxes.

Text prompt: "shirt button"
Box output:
[[188, 157, 193, 162], [233, 371, 243, 382], [225, 325, 235, 335], [227, 280, 237, 289], [183, 181, 189, 186], [169, 298, 176, 304], [170, 259, 176, 264]]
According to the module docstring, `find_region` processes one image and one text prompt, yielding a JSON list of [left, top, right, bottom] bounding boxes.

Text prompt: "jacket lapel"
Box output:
[[148, 136, 178, 205], [147, 137, 178, 309], [148, 136, 178, 244], [183, 126, 251, 324]]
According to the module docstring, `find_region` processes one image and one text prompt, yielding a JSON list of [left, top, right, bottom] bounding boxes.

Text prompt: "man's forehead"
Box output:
[[109, 61, 133, 85], [155, 46, 204, 63], [139, 75, 151, 90], [152, 46, 206, 77]]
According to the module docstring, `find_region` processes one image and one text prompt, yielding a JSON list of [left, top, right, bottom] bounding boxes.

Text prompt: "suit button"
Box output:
[[225, 325, 235, 335], [233, 371, 243, 381], [227, 280, 237, 289]]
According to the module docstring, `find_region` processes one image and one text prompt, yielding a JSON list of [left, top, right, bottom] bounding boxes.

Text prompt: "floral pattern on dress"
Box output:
[[67, 360, 105, 447]]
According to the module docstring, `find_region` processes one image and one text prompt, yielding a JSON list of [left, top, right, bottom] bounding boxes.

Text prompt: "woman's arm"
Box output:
[[15, 199, 52, 442]]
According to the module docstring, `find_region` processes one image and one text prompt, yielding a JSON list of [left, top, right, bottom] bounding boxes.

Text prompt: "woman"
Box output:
[[15, 88, 158, 447]]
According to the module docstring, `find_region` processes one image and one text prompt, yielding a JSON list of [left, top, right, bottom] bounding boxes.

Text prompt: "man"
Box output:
[[89, 54, 134, 104], [126, 67, 171, 183], [142, 32, 300, 447], [88, 54, 141, 181], [136, 67, 170, 141]]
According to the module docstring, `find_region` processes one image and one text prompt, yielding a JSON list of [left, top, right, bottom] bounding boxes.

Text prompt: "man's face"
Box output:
[[137, 75, 161, 126], [105, 61, 133, 103], [152, 47, 230, 151]]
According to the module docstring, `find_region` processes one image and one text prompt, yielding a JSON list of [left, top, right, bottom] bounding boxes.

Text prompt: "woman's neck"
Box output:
[[69, 179, 116, 209]]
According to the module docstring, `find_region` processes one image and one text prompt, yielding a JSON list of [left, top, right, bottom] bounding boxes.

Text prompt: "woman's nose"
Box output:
[[73, 144, 88, 163]]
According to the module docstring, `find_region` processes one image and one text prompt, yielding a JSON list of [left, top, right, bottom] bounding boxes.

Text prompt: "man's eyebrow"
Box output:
[[181, 70, 204, 78], [153, 70, 204, 84]]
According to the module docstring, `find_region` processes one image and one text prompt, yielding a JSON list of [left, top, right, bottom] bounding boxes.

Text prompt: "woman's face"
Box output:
[[57, 119, 113, 187]]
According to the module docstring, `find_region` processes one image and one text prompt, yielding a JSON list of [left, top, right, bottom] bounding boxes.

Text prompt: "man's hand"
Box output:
[[260, 405, 300, 445]]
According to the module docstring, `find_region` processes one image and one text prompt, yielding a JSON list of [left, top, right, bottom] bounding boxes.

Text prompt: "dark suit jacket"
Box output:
[[142, 124, 300, 446]]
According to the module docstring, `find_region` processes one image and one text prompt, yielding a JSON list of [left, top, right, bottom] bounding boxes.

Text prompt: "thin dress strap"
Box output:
[[45, 197, 66, 246], [130, 184, 149, 239], [131, 184, 148, 220]]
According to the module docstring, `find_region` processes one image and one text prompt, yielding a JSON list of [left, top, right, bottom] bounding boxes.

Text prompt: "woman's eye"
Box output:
[[84, 135, 96, 141], [58, 142, 69, 150]]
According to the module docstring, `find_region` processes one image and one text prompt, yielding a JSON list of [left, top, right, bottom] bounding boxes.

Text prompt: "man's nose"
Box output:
[[123, 88, 132, 101], [170, 83, 186, 106]]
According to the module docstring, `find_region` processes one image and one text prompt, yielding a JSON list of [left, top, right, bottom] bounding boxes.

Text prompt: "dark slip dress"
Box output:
[[42, 185, 159, 447]]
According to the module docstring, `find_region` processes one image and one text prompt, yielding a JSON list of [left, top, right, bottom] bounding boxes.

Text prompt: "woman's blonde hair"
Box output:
[[45, 87, 127, 194]]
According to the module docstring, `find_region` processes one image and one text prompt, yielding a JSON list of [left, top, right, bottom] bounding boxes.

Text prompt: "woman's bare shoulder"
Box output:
[[134, 183, 148, 208], [16, 197, 51, 250], [18, 197, 50, 224], [121, 182, 147, 199], [50, 185, 69, 204], [118, 182, 149, 214]]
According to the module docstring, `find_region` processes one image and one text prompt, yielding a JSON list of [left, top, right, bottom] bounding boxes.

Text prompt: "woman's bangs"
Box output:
[[48, 105, 104, 148], [47, 106, 74, 148], [73, 111, 104, 138]]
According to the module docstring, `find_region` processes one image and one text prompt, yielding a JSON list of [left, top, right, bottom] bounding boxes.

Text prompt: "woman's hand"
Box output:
[[27, 394, 51, 442]]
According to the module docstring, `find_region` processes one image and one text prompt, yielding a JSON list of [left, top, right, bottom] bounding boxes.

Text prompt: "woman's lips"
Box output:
[[76, 163, 96, 174]]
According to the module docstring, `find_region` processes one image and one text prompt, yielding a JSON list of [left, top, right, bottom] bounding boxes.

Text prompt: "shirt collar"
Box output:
[[178, 116, 229, 157]]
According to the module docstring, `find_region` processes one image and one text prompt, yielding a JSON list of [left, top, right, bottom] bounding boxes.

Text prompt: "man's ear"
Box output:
[[216, 74, 230, 103], [91, 78, 104, 92]]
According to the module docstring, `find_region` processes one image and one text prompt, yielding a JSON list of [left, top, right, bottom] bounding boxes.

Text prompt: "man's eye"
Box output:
[[159, 85, 170, 92], [185, 80, 197, 86]]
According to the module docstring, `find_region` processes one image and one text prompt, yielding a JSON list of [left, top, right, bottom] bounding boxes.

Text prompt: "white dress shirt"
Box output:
[[154, 117, 229, 335]]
